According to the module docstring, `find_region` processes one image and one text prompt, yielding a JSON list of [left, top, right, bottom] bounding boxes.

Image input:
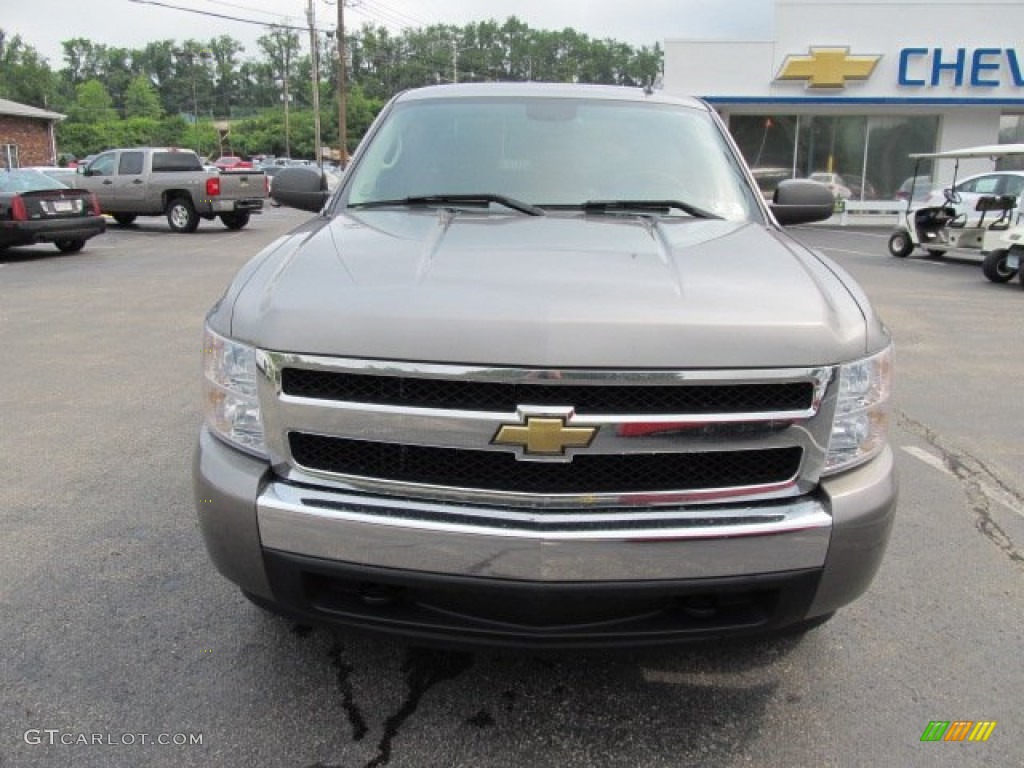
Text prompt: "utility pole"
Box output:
[[190, 71, 200, 154], [275, 72, 291, 158], [337, 0, 347, 164], [307, 0, 322, 167], [174, 50, 202, 154], [271, 31, 292, 159], [452, 39, 458, 83]]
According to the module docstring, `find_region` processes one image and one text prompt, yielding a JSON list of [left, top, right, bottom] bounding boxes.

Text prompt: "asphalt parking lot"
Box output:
[[2, 212, 1022, 767]]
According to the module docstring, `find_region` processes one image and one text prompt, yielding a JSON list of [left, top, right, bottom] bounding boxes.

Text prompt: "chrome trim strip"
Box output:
[[273, 398, 812, 454], [262, 351, 834, 400], [257, 482, 833, 581], [277, 466, 808, 509]]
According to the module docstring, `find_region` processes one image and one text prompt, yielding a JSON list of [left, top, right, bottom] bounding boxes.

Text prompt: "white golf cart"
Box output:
[[887, 143, 1024, 284]]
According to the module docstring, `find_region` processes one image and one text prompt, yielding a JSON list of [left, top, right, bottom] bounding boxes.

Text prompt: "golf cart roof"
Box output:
[[910, 143, 1024, 160]]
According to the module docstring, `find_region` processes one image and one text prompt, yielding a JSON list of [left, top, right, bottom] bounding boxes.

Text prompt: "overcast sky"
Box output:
[[6, 0, 775, 66]]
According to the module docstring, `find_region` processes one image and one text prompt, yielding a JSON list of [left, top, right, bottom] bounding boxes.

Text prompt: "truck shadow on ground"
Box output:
[[251, 611, 813, 768]]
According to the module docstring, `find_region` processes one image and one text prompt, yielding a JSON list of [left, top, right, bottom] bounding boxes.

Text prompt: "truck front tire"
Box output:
[[220, 212, 251, 231], [166, 198, 200, 233]]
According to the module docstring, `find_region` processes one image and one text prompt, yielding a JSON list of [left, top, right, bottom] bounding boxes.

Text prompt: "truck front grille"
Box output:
[[281, 368, 814, 414], [259, 354, 834, 507], [289, 433, 802, 495]]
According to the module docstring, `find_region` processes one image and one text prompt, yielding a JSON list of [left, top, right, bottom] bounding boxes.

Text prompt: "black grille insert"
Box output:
[[281, 368, 815, 414], [289, 433, 802, 494]]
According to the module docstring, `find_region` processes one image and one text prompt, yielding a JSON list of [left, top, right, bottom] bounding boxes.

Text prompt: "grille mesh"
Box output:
[[289, 432, 802, 495], [281, 368, 814, 414]]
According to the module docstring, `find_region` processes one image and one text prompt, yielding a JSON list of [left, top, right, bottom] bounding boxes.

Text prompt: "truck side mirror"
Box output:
[[769, 180, 836, 226], [271, 166, 330, 213]]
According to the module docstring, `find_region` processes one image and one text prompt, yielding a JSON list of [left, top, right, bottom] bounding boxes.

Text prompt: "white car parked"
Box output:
[[921, 170, 1024, 222]]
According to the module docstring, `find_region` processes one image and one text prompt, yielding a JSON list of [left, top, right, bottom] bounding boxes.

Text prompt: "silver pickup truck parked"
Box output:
[[195, 83, 897, 648], [74, 147, 267, 232]]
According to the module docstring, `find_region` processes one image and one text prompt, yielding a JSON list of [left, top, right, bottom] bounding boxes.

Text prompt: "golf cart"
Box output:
[[887, 143, 1024, 284]]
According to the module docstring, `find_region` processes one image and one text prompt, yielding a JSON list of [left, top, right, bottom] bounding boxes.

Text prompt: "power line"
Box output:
[[127, 0, 310, 32], [364, 0, 431, 28], [343, 0, 432, 31], [198, 0, 292, 19]]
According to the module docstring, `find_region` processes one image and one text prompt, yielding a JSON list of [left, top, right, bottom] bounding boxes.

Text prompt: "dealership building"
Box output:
[[664, 0, 1024, 200]]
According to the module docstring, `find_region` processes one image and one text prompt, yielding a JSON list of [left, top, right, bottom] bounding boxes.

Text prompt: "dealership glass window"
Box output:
[[729, 114, 939, 200]]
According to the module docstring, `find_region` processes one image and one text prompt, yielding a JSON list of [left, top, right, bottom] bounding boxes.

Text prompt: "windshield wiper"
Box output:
[[349, 194, 545, 216], [577, 199, 721, 220]]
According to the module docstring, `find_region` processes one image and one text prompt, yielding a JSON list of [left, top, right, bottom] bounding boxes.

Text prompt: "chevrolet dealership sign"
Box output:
[[898, 48, 1024, 87], [775, 46, 1024, 91], [665, 1, 1024, 107], [776, 48, 881, 89]]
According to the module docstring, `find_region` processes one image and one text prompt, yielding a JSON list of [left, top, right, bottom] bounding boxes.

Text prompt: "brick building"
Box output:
[[0, 98, 64, 168]]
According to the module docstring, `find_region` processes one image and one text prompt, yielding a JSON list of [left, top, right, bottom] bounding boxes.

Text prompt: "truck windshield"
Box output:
[[345, 96, 758, 221]]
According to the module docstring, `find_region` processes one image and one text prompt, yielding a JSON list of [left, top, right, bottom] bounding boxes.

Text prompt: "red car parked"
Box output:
[[213, 156, 253, 171]]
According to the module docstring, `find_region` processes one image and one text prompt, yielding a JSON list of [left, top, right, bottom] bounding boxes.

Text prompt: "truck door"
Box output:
[[113, 150, 146, 212], [76, 151, 117, 209]]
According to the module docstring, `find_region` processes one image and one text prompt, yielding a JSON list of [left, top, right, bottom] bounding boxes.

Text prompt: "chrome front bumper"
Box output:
[[256, 482, 833, 582], [195, 426, 896, 622]]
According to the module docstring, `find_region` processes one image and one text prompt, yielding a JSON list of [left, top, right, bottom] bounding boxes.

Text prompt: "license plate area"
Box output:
[[42, 199, 82, 215]]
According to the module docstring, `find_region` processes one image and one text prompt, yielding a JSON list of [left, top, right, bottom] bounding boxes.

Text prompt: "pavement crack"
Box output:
[[328, 642, 369, 742], [899, 411, 1024, 566], [364, 648, 474, 768]]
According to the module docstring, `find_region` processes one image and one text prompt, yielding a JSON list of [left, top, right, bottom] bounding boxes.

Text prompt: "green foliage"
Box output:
[[344, 84, 384, 152], [55, 115, 197, 158], [124, 76, 163, 119], [0, 29, 56, 107], [5, 18, 663, 159], [70, 79, 118, 123]]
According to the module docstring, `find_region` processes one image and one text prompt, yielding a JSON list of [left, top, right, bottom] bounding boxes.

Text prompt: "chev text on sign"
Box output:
[[899, 48, 1024, 87]]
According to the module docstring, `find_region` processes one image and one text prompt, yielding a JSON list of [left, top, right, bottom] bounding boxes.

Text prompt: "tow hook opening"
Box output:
[[357, 582, 404, 607]]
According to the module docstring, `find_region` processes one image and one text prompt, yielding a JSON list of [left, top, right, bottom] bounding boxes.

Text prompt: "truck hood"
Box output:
[[229, 210, 868, 368]]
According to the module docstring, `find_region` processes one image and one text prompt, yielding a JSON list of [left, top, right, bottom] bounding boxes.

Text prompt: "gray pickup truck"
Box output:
[[74, 147, 267, 232], [195, 83, 897, 648]]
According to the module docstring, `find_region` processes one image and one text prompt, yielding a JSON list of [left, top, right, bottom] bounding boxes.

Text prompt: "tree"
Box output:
[[13, 19, 663, 160], [258, 26, 301, 101], [205, 35, 245, 118], [71, 79, 117, 122], [61, 38, 104, 85], [0, 29, 57, 107], [124, 75, 163, 119]]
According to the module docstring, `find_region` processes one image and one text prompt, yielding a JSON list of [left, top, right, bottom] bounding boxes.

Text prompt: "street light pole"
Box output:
[[190, 71, 200, 153], [274, 71, 291, 158], [307, 0, 322, 167], [284, 75, 291, 158], [174, 50, 203, 154], [337, 0, 347, 164]]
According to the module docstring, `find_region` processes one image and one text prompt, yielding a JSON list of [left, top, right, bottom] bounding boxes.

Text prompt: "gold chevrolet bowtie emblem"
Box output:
[[493, 416, 597, 457], [776, 47, 881, 89]]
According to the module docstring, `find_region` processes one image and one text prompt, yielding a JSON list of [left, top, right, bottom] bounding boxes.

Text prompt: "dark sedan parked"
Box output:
[[0, 169, 106, 253]]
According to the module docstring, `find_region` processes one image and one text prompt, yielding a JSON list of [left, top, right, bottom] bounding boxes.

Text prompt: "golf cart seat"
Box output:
[[915, 205, 957, 228], [974, 194, 1017, 230]]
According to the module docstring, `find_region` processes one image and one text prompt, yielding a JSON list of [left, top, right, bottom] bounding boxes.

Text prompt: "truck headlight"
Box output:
[[202, 326, 267, 458], [824, 345, 892, 475]]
